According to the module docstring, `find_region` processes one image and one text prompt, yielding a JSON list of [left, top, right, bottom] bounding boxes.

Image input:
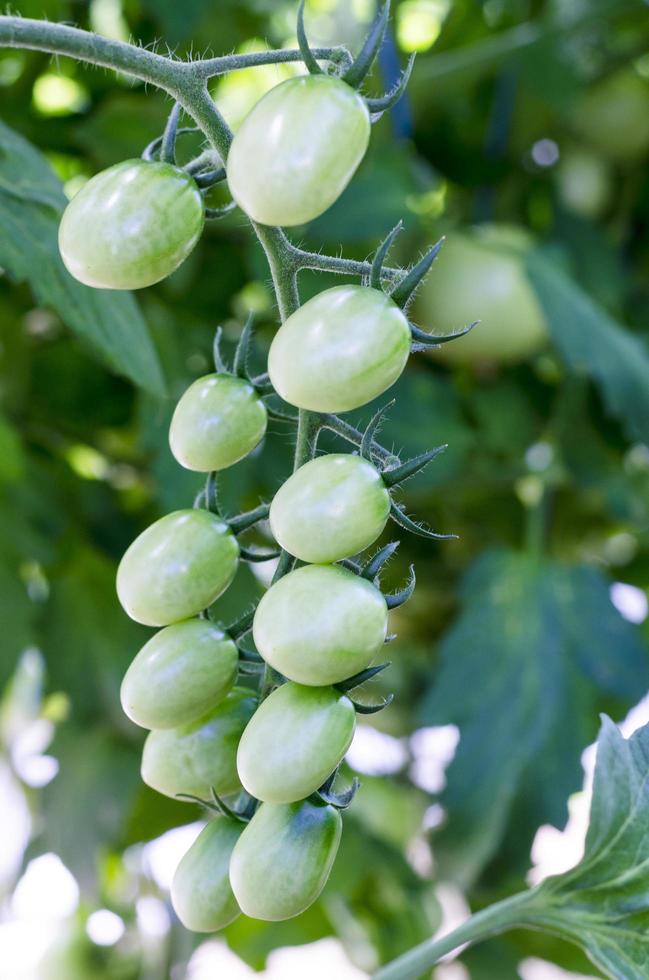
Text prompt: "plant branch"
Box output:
[[0, 16, 187, 92], [192, 45, 353, 79], [319, 414, 400, 465], [373, 891, 537, 980], [288, 244, 403, 284]]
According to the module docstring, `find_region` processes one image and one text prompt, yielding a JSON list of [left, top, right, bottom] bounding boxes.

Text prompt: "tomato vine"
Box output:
[[0, 3, 479, 971]]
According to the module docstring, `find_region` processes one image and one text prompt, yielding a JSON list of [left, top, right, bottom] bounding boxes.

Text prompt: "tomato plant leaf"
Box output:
[[526, 248, 649, 443], [523, 716, 649, 978], [420, 549, 649, 885], [0, 119, 166, 397]]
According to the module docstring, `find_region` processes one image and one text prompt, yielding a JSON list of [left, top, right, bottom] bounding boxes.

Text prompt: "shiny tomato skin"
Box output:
[[58, 159, 204, 290], [269, 454, 390, 563], [116, 509, 239, 627], [169, 374, 267, 472], [253, 564, 388, 686], [229, 800, 342, 920], [237, 682, 356, 803], [268, 285, 411, 412], [171, 818, 242, 931], [141, 686, 256, 800], [227, 75, 370, 226], [120, 619, 238, 730]]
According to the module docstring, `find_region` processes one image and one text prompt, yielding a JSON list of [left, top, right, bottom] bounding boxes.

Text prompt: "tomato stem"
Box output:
[[372, 890, 538, 980]]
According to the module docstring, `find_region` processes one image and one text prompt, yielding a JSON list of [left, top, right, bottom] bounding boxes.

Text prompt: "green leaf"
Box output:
[[0, 119, 165, 397], [525, 716, 649, 978], [421, 549, 649, 885], [526, 248, 649, 443]]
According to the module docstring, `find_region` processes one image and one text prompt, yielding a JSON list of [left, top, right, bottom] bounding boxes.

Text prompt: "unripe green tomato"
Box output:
[[237, 683, 356, 803], [226, 75, 370, 226], [555, 149, 613, 219], [253, 564, 388, 685], [268, 285, 411, 412], [58, 159, 204, 289], [141, 687, 256, 800], [269, 454, 390, 563], [169, 374, 268, 472], [116, 509, 239, 627], [414, 224, 548, 366], [120, 619, 238, 729], [171, 817, 242, 931], [229, 800, 342, 920], [574, 70, 649, 163]]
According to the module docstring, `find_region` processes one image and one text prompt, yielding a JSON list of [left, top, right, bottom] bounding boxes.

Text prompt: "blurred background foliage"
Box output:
[[1, 0, 649, 977]]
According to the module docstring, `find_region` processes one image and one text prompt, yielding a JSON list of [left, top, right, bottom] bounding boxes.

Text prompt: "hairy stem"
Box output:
[[319, 414, 399, 464], [373, 891, 537, 980], [192, 46, 353, 79]]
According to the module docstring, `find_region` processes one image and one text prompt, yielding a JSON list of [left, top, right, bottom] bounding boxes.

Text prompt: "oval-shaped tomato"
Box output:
[[141, 687, 256, 800], [229, 800, 342, 920], [169, 374, 267, 472], [120, 619, 238, 730], [414, 224, 548, 366], [237, 683, 355, 803], [227, 75, 370, 226], [268, 285, 411, 412], [574, 69, 649, 163], [269, 454, 390, 563], [171, 817, 242, 931], [116, 509, 239, 627], [253, 564, 388, 685], [58, 159, 204, 290]]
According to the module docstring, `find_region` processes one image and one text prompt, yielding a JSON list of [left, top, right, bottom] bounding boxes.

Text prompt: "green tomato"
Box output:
[[575, 70, 649, 163], [171, 817, 242, 931], [237, 682, 356, 803], [414, 224, 548, 366], [58, 159, 204, 290], [141, 687, 256, 800], [253, 564, 388, 685], [116, 509, 239, 627], [268, 285, 411, 412], [120, 619, 238, 730], [169, 374, 267, 472], [269, 454, 390, 563], [227, 75, 370, 226], [555, 149, 613, 219], [229, 799, 342, 920]]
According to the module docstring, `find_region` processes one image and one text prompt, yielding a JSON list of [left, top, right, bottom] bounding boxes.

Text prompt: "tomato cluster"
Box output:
[[57, 3, 457, 932]]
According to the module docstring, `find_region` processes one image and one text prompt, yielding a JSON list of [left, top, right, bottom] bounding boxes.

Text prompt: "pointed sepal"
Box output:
[[233, 313, 254, 379], [239, 544, 281, 563], [212, 326, 228, 374], [342, 0, 390, 88], [335, 662, 391, 693], [297, 0, 324, 75], [389, 498, 457, 540], [384, 564, 415, 609], [381, 445, 447, 488], [365, 53, 415, 114], [350, 693, 394, 714], [316, 774, 360, 810], [390, 237, 445, 309], [205, 201, 237, 220], [360, 400, 395, 461], [360, 541, 399, 581], [370, 221, 403, 290], [410, 319, 479, 348], [227, 606, 257, 641]]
